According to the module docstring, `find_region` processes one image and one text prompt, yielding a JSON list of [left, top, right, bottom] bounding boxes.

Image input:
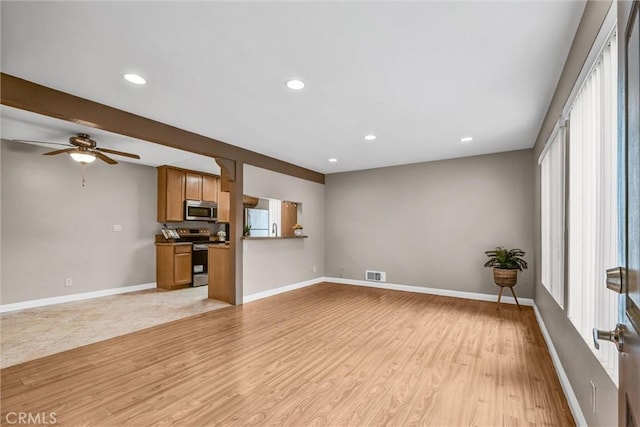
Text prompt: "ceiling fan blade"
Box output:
[[43, 148, 76, 156], [13, 139, 72, 148], [94, 147, 140, 159], [94, 151, 118, 165]]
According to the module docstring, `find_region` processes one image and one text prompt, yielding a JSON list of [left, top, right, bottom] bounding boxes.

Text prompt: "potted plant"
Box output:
[[243, 224, 251, 237], [293, 223, 303, 236], [484, 247, 528, 287], [216, 230, 227, 242]]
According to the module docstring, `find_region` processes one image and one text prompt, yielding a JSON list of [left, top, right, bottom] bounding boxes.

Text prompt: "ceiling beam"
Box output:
[[1, 73, 325, 184]]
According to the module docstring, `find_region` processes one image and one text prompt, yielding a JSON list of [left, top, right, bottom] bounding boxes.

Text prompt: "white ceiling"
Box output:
[[1, 1, 585, 174]]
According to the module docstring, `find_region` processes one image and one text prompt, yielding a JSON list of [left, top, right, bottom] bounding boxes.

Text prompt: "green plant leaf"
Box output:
[[483, 246, 528, 270]]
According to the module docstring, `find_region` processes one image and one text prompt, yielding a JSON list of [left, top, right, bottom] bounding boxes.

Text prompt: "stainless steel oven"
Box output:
[[192, 243, 209, 287]]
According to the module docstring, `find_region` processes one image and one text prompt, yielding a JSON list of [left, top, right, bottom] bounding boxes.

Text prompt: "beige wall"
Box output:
[[1, 140, 158, 304], [532, 1, 617, 425], [242, 164, 324, 297], [325, 149, 535, 297]]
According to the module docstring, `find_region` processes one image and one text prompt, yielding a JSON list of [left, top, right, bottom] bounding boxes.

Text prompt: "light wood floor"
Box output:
[[1, 283, 574, 426]]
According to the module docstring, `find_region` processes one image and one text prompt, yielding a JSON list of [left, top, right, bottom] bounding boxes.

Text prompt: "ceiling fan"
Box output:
[[13, 133, 141, 164]]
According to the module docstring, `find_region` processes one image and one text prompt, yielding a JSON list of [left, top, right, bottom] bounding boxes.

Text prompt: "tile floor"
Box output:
[[0, 286, 229, 368]]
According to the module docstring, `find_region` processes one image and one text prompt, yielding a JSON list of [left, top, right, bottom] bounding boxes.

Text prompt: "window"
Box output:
[[566, 32, 619, 384], [540, 126, 566, 307]]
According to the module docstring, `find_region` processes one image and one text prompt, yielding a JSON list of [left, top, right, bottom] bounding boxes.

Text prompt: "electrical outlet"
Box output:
[[313, 265, 317, 273], [65, 278, 73, 287], [590, 380, 597, 413], [113, 224, 122, 232]]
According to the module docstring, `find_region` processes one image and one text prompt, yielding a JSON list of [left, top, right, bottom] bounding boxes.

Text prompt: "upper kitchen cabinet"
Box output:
[[186, 172, 219, 203], [158, 166, 222, 222], [157, 166, 185, 222], [216, 168, 231, 223], [242, 195, 259, 207], [202, 175, 218, 203], [185, 172, 202, 201], [217, 188, 230, 223], [217, 194, 262, 224]]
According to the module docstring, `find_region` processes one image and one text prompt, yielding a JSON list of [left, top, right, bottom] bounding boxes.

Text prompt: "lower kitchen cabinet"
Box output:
[[156, 243, 192, 289], [208, 245, 232, 302]]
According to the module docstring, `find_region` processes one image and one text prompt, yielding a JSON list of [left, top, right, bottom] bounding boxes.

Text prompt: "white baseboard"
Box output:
[[533, 305, 587, 427], [242, 276, 536, 307], [0, 283, 157, 313], [243, 277, 324, 303], [326, 277, 534, 307]]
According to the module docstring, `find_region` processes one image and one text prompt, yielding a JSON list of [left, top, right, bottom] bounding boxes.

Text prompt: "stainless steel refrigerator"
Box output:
[[246, 208, 270, 237]]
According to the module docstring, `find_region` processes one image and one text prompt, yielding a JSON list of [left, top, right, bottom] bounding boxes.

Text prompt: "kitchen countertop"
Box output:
[[241, 236, 308, 240], [155, 241, 194, 246], [157, 238, 302, 245], [208, 243, 231, 249]]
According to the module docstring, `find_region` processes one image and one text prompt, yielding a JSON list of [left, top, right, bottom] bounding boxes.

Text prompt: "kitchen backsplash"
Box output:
[[158, 221, 228, 236]]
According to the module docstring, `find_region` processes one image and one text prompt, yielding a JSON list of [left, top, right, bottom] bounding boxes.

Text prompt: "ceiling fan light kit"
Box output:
[[12, 133, 141, 186], [69, 150, 96, 164], [11, 133, 140, 165]]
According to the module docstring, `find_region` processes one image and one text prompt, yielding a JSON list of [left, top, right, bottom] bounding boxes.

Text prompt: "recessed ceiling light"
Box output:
[[460, 136, 474, 143], [123, 73, 146, 85], [328, 158, 338, 163], [364, 134, 377, 141], [286, 79, 305, 90]]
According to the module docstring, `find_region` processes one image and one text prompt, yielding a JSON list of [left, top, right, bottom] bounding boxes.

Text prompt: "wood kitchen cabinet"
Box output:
[[158, 166, 221, 222], [216, 169, 231, 223], [202, 175, 218, 202], [208, 245, 232, 302], [186, 172, 219, 203], [156, 243, 192, 289], [157, 166, 185, 222], [185, 172, 202, 201], [217, 190, 230, 223], [242, 195, 259, 207], [216, 192, 257, 223]]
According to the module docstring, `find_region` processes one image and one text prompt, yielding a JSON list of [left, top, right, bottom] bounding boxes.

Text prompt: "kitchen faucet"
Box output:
[[272, 223, 278, 237]]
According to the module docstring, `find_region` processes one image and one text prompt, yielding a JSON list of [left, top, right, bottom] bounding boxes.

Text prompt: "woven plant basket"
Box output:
[[493, 268, 518, 287]]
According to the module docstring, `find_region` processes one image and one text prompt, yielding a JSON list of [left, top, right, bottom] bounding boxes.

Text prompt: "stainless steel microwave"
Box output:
[[185, 200, 217, 221]]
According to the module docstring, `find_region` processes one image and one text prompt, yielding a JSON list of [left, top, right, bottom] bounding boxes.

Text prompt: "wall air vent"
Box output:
[[365, 270, 386, 282]]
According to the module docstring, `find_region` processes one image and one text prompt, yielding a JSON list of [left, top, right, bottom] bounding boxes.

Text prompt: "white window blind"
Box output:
[[540, 127, 565, 307], [567, 33, 619, 384]]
